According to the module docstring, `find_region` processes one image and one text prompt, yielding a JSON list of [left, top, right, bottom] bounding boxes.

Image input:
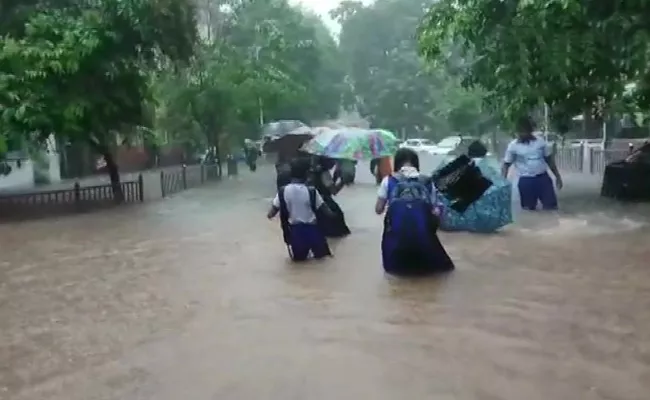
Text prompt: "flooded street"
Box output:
[[2, 161, 650, 400]]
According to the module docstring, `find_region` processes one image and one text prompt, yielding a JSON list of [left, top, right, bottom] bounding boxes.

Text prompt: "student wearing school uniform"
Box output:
[[375, 148, 455, 276], [268, 158, 332, 261], [502, 116, 563, 210]]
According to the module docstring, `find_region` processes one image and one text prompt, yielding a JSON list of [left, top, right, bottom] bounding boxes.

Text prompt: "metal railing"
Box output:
[[494, 140, 636, 175], [160, 164, 221, 197], [554, 147, 583, 172], [0, 164, 223, 221], [0, 176, 143, 220]]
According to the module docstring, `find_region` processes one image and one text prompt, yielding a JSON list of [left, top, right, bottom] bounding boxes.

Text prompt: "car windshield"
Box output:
[[437, 137, 461, 148], [406, 140, 420, 146], [420, 139, 434, 145]]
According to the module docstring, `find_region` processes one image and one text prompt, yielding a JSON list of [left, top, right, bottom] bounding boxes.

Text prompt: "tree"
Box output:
[[418, 0, 650, 127], [154, 0, 346, 159], [332, 0, 491, 139], [0, 0, 197, 199]]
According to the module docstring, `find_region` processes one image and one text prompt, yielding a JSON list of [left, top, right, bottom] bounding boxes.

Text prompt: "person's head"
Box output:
[[515, 115, 535, 142], [467, 140, 488, 158], [393, 147, 420, 171], [289, 157, 310, 182], [319, 156, 336, 170]]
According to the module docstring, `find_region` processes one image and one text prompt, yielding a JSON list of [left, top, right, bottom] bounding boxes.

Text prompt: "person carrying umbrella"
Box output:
[[310, 156, 351, 238], [370, 157, 392, 185], [333, 159, 357, 185], [300, 127, 401, 238]]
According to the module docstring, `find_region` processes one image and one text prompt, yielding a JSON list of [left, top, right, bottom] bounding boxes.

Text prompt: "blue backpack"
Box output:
[[385, 175, 435, 251]]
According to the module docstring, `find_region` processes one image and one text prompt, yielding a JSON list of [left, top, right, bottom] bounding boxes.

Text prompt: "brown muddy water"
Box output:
[[1, 165, 649, 400]]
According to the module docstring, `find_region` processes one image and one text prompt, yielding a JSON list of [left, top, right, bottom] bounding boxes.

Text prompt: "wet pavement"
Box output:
[[2, 160, 650, 400]]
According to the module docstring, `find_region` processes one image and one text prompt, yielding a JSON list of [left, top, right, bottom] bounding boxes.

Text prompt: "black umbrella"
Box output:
[[262, 123, 314, 154]]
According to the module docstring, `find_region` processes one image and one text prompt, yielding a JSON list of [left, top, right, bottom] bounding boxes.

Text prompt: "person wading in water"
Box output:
[[502, 115, 563, 210]]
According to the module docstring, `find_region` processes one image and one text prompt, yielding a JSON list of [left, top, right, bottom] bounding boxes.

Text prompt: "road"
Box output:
[[1, 158, 649, 400]]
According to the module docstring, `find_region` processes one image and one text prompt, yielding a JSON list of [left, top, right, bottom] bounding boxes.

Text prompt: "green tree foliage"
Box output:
[[332, 0, 492, 138], [0, 0, 197, 196], [154, 0, 346, 158], [418, 0, 650, 126]]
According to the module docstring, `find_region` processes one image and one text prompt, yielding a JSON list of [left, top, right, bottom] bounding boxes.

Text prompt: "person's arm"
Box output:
[[374, 177, 389, 214], [543, 142, 563, 189], [322, 171, 344, 195], [267, 194, 280, 219], [331, 179, 345, 195], [502, 142, 515, 178], [313, 191, 334, 217], [429, 181, 443, 216]]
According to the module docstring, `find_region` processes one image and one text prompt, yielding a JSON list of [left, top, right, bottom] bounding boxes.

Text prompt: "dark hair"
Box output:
[[467, 140, 488, 158], [289, 157, 310, 181], [516, 115, 534, 135], [393, 147, 420, 171]]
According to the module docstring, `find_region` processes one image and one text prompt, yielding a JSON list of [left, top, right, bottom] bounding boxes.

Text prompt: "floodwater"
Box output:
[[1, 161, 650, 400]]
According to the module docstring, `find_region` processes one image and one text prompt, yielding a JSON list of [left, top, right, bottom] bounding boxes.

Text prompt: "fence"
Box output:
[[0, 164, 222, 221], [494, 141, 634, 174], [554, 146, 583, 172], [160, 164, 220, 197]]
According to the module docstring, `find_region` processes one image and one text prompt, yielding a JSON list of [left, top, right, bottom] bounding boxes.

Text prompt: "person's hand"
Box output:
[[555, 176, 563, 190]]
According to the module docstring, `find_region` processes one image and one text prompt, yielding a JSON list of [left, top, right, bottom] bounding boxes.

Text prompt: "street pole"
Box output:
[[543, 102, 550, 141], [253, 44, 264, 128]]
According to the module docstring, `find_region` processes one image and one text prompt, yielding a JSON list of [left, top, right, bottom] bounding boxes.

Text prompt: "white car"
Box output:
[[430, 136, 463, 155], [399, 138, 437, 154]]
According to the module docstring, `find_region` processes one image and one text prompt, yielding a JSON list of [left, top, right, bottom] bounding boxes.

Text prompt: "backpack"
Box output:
[[385, 175, 435, 253], [277, 184, 318, 245]]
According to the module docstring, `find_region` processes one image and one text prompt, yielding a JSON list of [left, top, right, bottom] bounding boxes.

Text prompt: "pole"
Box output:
[[258, 97, 264, 126], [543, 103, 550, 141]]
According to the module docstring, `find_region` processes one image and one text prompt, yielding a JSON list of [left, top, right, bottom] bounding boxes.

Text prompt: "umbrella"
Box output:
[[300, 128, 399, 160], [262, 125, 314, 154], [261, 120, 309, 140], [434, 156, 513, 233]]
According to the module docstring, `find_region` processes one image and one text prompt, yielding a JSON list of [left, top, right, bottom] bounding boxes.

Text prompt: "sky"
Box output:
[[291, 0, 343, 33], [290, 0, 373, 35]]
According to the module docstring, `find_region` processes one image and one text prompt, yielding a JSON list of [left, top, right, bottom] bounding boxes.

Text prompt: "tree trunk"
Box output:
[[103, 150, 124, 203], [90, 140, 124, 203], [213, 139, 222, 177]]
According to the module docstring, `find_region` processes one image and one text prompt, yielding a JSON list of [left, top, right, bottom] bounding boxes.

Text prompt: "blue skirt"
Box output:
[[381, 229, 454, 276], [288, 223, 332, 262]]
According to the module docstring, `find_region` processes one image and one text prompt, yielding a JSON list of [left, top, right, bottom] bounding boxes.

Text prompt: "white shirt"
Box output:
[[272, 183, 324, 224], [503, 138, 551, 177], [377, 166, 438, 204]]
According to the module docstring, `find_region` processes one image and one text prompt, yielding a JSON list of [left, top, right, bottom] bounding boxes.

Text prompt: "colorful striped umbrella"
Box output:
[[300, 128, 399, 160]]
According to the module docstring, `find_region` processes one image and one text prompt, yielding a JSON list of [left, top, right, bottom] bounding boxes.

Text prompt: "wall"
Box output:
[[47, 153, 61, 183], [0, 160, 35, 190]]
